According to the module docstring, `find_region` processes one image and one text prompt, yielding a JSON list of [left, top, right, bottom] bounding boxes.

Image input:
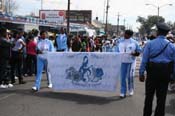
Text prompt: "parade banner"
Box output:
[[46, 52, 122, 92]]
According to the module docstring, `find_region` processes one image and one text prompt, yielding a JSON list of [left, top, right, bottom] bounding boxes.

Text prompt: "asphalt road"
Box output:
[[0, 58, 174, 116]]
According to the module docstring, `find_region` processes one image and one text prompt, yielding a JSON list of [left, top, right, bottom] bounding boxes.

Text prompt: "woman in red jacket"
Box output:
[[26, 35, 37, 76]]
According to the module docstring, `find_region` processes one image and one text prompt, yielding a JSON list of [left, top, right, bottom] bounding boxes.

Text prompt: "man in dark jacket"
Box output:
[[72, 36, 82, 52], [0, 27, 14, 88], [139, 23, 175, 116]]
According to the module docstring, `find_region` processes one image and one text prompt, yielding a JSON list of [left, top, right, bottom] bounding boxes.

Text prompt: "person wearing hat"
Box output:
[[102, 40, 113, 52], [139, 23, 175, 116], [116, 30, 142, 98]]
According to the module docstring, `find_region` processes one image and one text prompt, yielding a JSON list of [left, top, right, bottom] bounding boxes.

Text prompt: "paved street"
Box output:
[[0, 58, 174, 116]]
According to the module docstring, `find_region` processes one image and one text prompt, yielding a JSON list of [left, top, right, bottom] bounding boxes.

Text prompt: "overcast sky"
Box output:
[[15, 0, 175, 31]]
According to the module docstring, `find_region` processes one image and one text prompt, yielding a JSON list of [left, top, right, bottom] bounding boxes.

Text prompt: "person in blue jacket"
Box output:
[[55, 28, 68, 52], [32, 31, 54, 91], [139, 23, 175, 116]]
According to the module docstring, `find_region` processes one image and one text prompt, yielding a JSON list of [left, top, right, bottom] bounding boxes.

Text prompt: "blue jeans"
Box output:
[[34, 55, 52, 90], [120, 63, 134, 95]]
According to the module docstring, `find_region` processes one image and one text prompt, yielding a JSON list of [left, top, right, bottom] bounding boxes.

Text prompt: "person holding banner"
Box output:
[[116, 30, 141, 98], [32, 31, 54, 92], [55, 28, 68, 52]]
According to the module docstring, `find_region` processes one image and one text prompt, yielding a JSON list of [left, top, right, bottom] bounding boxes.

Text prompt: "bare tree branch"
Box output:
[[4, 0, 19, 15]]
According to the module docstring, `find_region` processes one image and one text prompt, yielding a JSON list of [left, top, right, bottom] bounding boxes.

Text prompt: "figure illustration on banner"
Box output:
[[65, 56, 104, 84]]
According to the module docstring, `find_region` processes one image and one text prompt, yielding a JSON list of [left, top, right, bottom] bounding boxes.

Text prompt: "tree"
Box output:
[[0, 0, 2, 10], [4, 0, 19, 15], [167, 21, 175, 34], [137, 15, 165, 35]]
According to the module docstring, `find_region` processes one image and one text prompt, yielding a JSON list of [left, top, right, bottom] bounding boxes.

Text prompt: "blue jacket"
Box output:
[[37, 38, 54, 52], [139, 36, 175, 76], [56, 34, 67, 51], [116, 37, 142, 63]]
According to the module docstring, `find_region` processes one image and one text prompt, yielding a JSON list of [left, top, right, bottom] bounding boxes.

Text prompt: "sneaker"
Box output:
[[15, 76, 18, 80], [24, 74, 28, 77], [8, 84, 14, 88], [48, 84, 53, 88], [168, 84, 173, 92], [129, 90, 134, 96], [0, 84, 8, 89], [32, 86, 38, 92], [120, 93, 126, 98]]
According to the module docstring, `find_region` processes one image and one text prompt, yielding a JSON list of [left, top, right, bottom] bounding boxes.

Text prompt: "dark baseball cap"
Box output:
[[156, 23, 170, 32]]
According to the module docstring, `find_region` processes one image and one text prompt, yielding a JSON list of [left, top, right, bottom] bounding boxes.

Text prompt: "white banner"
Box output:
[[46, 52, 122, 92]]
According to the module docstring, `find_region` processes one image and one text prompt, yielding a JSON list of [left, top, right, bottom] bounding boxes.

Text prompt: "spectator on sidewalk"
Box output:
[[72, 36, 82, 52], [0, 27, 14, 88], [55, 28, 68, 52], [26, 35, 37, 76], [11, 30, 26, 84]]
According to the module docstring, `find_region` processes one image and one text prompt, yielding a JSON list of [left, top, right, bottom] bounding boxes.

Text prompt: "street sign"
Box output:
[[67, 10, 92, 24], [39, 10, 66, 24]]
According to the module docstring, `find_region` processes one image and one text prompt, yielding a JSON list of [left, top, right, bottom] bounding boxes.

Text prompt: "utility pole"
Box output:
[[8, 0, 10, 15], [126, 23, 129, 30], [41, 0, 43, 10], [145, 3, 173, 23], [157, 6, 160, 22], [67, 0, 70, 34], [157, 6, 160, 17], [103, 0, 106, 24], [105, 0, 109, 35], [116, 12, 121, 36], [123, 18, 126, 31]]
